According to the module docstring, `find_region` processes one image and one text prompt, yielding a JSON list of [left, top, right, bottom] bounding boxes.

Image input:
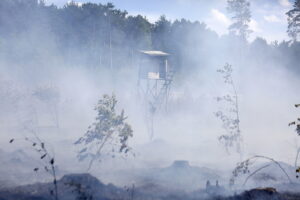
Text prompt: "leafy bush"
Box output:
[[75, 94, 133, 170]]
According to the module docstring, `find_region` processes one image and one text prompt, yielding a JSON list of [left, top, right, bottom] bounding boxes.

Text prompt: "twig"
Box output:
[[243, 164, 270, 186]]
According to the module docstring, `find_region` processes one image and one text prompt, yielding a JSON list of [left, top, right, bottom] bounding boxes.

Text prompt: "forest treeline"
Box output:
[[0, 0, 299, 75]]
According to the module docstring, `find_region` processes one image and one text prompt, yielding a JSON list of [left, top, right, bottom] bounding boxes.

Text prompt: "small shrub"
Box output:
[[215, 63, 242, 155], [75, 94, 133, 170]]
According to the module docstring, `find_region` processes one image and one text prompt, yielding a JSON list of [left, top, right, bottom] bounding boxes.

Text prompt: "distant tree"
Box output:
[[0, 0, 234, 75], [126, 15, 152, 49], [215, 63, 242, 155], [75, 94, 133, 170], [152, 15, 172, 51], [227, 0, 252, 39], [287, 0, 300, 41]]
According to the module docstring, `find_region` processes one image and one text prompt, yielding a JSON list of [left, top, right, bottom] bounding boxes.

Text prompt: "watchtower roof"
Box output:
[[140, 50, 170, 57]]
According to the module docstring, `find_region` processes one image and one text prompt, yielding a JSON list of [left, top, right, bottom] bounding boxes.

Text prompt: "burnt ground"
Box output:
[[1, 174, 300, 200]]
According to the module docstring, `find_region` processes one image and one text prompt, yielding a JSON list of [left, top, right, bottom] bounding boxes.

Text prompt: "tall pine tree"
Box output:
[[287, 0, 300, 41], [227, 0, 252, 39]]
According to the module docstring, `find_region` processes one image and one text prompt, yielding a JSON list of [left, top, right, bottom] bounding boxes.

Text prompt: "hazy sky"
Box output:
[[46, 0, 293, 42]]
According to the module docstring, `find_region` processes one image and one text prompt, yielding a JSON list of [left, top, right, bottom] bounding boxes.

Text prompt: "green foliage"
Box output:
[[289, 104, 300, 178], [126, 15, 152, 49], [287, 0, 300, 41], [75, 94, 133, 170], [0, 0, 220, 74], [1, 0, 300, 76], [215, 63, 242, 154], [289, 104, 300, 135], [227, 0, 252, 39], [152, 15, 172, 51], [9, 130, 59, 200]]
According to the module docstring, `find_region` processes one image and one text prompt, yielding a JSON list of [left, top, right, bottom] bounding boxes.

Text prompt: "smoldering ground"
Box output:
[[0, 0, 300, 194]]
